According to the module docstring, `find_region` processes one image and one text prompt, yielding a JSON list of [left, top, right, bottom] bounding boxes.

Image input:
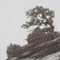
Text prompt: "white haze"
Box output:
[[0, 0, 60, 60]]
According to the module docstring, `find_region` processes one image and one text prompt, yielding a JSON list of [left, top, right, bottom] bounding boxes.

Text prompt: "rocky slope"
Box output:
[[41, 51, 60, 60], [8, 51, 60, 60]]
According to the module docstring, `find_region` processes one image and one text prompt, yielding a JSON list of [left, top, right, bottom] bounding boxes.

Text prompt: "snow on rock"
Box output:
[[9, 57, 17, 60], [41, 51, 60, 60]]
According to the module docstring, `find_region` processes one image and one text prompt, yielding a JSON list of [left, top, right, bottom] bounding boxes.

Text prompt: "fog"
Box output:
[[0, 0, 60, 60]]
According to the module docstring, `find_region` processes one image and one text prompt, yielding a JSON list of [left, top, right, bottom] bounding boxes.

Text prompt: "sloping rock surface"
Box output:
[[9, 51, 60, 60]]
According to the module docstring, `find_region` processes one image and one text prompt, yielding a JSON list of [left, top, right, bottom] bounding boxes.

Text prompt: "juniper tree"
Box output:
[[22, 6, 54, 28], [22, 6, 55, 41]]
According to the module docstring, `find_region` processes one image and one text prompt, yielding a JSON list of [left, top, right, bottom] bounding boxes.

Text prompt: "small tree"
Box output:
[[22, 6, 55, 41], [22, 6, 54, 28]]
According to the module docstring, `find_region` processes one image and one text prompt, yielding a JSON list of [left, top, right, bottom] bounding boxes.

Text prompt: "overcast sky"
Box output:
[[0, 0, 60, 60]]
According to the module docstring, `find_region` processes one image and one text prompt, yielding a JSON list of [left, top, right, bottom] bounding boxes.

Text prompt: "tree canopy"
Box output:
[[22, 6, 54, 32]]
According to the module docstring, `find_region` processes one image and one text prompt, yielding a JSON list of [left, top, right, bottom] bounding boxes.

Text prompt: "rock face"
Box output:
[[6, 31, 60, 60]]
